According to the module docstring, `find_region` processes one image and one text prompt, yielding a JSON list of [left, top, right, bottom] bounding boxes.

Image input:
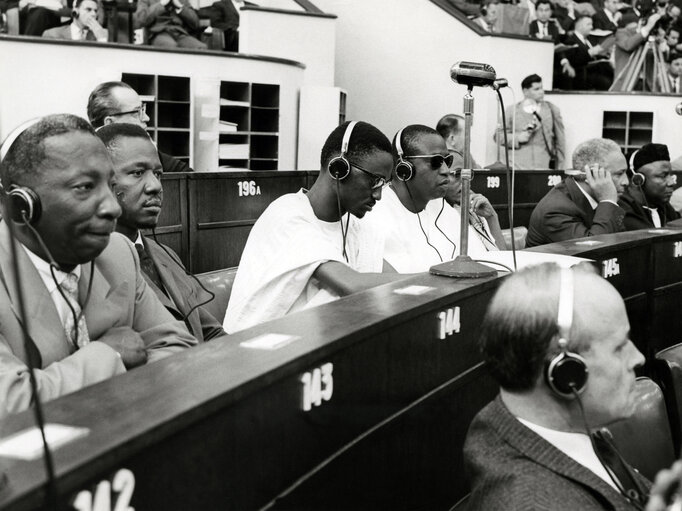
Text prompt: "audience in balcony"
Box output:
[[591, 0, 620, 30], [530, 0, 564, 41], [668, 51, 682, 91], [42, 0, 107, 41], [563, 15, 614, 89], [134, 0, 206, 48], [474, 0, 499, 31], [19, 0, 69, 36]]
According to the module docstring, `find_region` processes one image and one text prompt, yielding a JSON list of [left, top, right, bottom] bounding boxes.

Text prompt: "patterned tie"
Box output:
[[135, 243, 166, 293], [60, 273, 90, 349]]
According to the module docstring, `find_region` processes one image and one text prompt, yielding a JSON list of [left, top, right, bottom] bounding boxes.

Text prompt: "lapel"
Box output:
[[0, 222, 71, 364], [538, 102, 554, 152], [490, 397, 635, 510], [565, 178, 596, 223]]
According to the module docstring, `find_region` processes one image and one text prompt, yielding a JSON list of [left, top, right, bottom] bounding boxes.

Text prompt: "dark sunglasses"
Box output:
[[352, 163, 391, 189], [406, 153, 454, 170]]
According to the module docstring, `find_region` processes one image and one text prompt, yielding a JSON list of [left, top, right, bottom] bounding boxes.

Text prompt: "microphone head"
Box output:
[[676, 102, 682, 116], [491, 78, 508, 90], [450, 61, 497, 88]]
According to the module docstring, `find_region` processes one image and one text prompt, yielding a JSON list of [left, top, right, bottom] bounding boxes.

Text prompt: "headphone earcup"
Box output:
[[7, 186, 42, 224], [546, 351, 588, 398], [631, 172, 646, 187], [328, 157, 351, 181], [395, 160, 414, 182], [481, 5, 488, 16]]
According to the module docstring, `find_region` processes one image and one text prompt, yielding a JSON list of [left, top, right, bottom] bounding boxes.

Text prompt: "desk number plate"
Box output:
[[301, 362, 334, 412], [437, 307, 461, 340], [72, 468, 135, 511]]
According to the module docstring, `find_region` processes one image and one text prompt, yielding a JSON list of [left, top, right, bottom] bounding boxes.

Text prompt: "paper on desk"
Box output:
[[0, 424, 89, 460], [474, 250, 591, 270], [240, 333, 299, 350]]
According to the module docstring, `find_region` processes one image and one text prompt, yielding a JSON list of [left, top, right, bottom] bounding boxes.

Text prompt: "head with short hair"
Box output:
[[619, 11, 639, 29], [0, 114, 121, 268], [481, 263, 644, 425], [87, 81, 150, 129], [632, 143, 674, 206], [572, 138, 629, 196], [97, 123, 164, 238], [669, 51, 682, 75], [318, 121, 393, 219], [521, 74, 544, 101], [73, 0, 98, 24], [574, 14, 594, 35], [535, 0, 553, 21], [482, 0, 499, 23], [666, 26, 680, 46], [436, 114, 465, 152]]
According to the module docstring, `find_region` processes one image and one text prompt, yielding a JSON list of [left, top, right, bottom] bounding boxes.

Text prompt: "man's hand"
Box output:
[[97, 326, 147, 369], [470, 193, 497, 219], [584, 163, 618, 203], [82, 12, 107, 40], [646, 460, 682, 511], [643, 12, 662, 36], [516, 130, 531, 144], [588, 44, 605, 57]]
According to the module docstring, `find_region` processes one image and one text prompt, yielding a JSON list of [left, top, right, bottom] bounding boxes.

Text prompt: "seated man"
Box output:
[[592, 0, 620, 31], [563, 15, 614, 90], [98, 123, 225, 342], [464, 263, 682, 509], [0, 114, 196, 413], [526, 138, 628, 247], [435, 113, 480, 168], [19, 0, 68, 36], [474, 0, 499, 32], [224, 121, 406, 333], [618, 143, 680, 229], [367, 125, 457, 273], [134, 0, 206, 48], [42, 0, 107, 41], [87, 81, 193, 173], [529, 0, 563, 42]]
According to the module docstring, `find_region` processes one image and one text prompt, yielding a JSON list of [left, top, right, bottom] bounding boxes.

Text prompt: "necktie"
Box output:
[[591, 428, 647, 509], [135, 243, 166, 293], [540, 22, 547, 38], [60, 273, 90, 349]]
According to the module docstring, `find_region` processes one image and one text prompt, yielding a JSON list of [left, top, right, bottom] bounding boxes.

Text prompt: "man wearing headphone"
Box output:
[[42, 0, 107, 41], [0, 114, 197, 413], [224, 121, 407, 334], [97, 123, 226, 342], [368, 125, 499, 273], [464, 263, 682, 510], [618, 143, 680, 230]]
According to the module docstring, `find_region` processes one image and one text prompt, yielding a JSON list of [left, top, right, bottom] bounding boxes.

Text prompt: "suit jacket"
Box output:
[[134, 0, 200, 36], [529, 19, 561, 43], [592, 9, 618, 31], [526, 177, 625, 247], [42, 22, 98, 40], [142, 236, 225, 342], [501, 100, 566, 170], [0, 226, 197, 413], [159, 150, 192, 173], [464, 395, 652, 510], [618, 185, 681, 230]]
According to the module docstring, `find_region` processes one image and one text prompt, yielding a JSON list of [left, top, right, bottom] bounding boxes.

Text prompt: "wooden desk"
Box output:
[[2, 230, 682, 510]]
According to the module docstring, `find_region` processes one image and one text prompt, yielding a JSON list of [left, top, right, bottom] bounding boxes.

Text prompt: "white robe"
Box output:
[[367, 187, 496, 273], [223, 189, 384, 333]]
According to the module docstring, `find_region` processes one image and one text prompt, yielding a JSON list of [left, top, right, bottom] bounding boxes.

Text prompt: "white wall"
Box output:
[[313, 0, 554, 166], [546, 92, 682, 163], [0, 39, 304, 169], [239, 9, 336, 87]]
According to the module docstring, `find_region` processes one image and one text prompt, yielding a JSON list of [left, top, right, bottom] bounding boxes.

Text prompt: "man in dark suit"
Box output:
[[87, 81, 192, 173], [564, 15, 614, 89], [464, 263, 682, 510], [619, 143, 680, 229], [97, 123, 226, 342], [530, 0, 563, 42], [526, 138, 628, 247], [592, 0, 620, 30], [42, 0, 107, 40], [0, 114, 197, 413], [134, 0, 206, 48]]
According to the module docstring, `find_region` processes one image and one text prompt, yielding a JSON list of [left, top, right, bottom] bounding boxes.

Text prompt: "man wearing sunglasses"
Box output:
[[87, 81, 193, 174], [224, 121, 409, 333], [367, 125, 463, 273]]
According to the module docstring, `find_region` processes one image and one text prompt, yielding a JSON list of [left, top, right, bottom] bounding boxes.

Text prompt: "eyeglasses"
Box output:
[[351, 163, 391, 189], [405, 153, 454, 170], [109, 103, 147, 119]]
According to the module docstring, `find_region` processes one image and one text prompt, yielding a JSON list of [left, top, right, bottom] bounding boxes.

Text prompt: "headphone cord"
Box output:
[[403, 183, 444, 262], [334, 178, 349, 263], [150, 229, 216, 322], [5, 213, 58, 510], [497, 88, 517, 271], [434, 198, 458, 260], [573, 388, 646, 510]]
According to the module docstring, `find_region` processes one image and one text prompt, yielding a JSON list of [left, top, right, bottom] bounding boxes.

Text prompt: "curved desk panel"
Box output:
[[1, 230, 682, 510]]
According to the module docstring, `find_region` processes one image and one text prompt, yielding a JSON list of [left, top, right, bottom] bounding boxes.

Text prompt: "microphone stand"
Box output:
[[447, 85, 497, 278]]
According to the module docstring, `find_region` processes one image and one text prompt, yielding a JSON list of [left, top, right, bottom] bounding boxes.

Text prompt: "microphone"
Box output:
[[491, 78, 508, 91], [675, 102, 682, 115], [450, 61, 497, 88]]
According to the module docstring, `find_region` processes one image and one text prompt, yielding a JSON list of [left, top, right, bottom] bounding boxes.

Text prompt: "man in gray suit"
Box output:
[[42, 0, 107, 41], [97, 123, 225, 342], [464, 263, 682, 510]]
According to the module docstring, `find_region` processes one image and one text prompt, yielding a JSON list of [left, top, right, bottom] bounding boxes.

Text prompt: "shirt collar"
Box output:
[[21, 244, 81, 294], [575, 181, 599, 210], [70, 22, 85, 40], [134, 232, 143, 246]]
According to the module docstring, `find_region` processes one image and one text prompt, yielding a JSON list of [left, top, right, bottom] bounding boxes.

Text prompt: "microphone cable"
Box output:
[[496, 88, 518, 271], [3, 211, 59, 511], [334, 178, 350, 263], [403, 182, 444, 262], [149, 228, 216, 322], [433, 198, 458, 260]]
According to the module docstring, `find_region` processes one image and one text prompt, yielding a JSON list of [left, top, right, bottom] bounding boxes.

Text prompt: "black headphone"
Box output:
[[395, 128, 415, 182], [327, 121, 358, 181], [0, 118, 44, 224], [545, 266, 589, 399], [481, 3, 488, 15], [628, 150, 646, 187]]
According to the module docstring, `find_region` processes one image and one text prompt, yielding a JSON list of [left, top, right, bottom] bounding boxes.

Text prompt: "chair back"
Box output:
[[195, 267, 238, 323]]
